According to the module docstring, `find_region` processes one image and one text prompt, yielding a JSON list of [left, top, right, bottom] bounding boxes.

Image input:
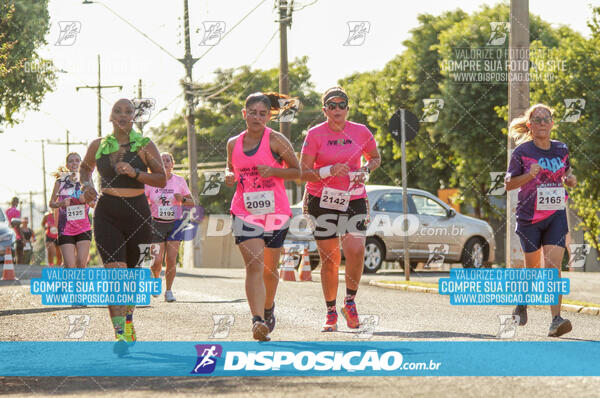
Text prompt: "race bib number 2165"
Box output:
[[536, 187, 565, 211]]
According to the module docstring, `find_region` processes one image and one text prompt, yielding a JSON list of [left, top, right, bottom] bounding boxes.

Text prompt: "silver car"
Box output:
[[285, 185, 496, 272]]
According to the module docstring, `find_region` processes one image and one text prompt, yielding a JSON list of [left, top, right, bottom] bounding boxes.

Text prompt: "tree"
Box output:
[[0, 0, 56, 128], [434, 5, 565, 220], [531, 7, 600, 255], [340, 11, 465, 194]]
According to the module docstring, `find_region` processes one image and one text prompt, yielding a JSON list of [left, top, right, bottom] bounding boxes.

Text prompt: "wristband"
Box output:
[[319, 165, 333, 179], [134, 168, 140, 179]]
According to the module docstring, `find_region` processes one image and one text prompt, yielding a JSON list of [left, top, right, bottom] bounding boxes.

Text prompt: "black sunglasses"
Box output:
[[530, 116, 553, 124], [325, 101, 348, 110]]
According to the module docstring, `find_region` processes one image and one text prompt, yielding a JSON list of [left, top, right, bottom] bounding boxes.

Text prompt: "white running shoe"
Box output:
[[165, 290, 176, 302]]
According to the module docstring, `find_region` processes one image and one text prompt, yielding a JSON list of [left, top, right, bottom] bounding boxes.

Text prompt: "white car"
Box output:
[[0, 208, 16, 264], [284, 185, 496, 273]]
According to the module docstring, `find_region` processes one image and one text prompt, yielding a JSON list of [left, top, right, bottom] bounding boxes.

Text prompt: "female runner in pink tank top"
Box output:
[[225, 92, 300, 341], [49, 152, 95, 269], [300, 86, 381, 333]]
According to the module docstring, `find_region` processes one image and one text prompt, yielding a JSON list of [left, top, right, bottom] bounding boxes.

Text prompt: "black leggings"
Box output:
[[94, 194, 152, 268]]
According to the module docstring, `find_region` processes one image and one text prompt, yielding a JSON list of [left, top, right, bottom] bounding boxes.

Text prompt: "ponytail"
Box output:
[[508, 103, 554, 145], [244, 91, 301, 120]]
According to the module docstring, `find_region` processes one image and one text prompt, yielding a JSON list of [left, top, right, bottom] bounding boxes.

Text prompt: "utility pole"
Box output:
[[24, 140, 48, 212], [29, 191, 33, 225], [278, 0, 297, 202], [278, 0, 292, 140], [507, 0, 529, 268], [179, 0, 199, 202], [135, 78, 145, 133], [47, 132, 87, 156], [41, 141, 47, 212], [76, 54, 123, 138], [16, 191, 43, 227], [178, 0, 200, 268]]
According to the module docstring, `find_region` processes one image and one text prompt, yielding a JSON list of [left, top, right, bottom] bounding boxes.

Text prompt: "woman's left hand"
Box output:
[[115, 162, 135, 177], [257, 165, 274, 178], [563, 174, 577, 188]]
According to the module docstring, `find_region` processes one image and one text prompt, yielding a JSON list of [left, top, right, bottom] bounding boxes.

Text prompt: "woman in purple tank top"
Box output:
[[225, 92, 301, 341], [505, 103, 577, 337]]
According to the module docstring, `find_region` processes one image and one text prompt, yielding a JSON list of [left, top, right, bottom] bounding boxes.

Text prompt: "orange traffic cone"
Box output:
[[299, 248, 312, 282], [279, 246, 297, 281], [1, 247, 17, 281]]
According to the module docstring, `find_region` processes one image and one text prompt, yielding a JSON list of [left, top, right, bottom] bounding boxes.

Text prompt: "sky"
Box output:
[[1, 0, 598, 221]]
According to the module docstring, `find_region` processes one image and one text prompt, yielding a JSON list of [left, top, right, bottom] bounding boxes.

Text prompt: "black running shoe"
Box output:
[[512, 305, 528, 326], [264, 304, 276, 333]]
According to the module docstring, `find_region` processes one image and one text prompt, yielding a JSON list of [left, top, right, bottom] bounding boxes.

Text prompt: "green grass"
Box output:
[[562, 299, 600, 308]]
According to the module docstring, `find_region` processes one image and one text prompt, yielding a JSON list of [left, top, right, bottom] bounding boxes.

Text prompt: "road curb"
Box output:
[[369, 280, 600, 316]]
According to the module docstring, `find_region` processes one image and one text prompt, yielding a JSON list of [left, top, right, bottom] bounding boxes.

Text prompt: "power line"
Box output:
[[195, 0, 269, 63], [83, 0, 179, 61], [292, 0, 318, 12]]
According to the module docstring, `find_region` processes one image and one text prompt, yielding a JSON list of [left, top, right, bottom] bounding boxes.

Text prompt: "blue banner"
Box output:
[[439, 268, 569, 305], [1, 341, 599, 376]]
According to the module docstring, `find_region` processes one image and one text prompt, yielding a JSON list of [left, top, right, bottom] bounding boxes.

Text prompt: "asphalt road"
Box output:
[[2, 265, 600, 396]]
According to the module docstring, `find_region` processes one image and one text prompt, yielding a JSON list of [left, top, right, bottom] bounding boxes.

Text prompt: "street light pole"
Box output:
[[178, 0, 199, 206]]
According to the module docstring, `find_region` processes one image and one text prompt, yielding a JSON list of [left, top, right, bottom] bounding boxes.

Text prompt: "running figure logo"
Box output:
[[354, 315, 379, 339], [210, 315, 235, 339], [65, 315, 90, 339], [488, 172, 506, 196], [169, 206, 204, 241], [132, 98, 156, 131], [426, 244, 448, 269], [497, 315, 519, 339], [201, 172, 224, 196], [136, 243, 160, 268], [343, 21, 370, 46], [420, 99, 444, 122], [568, 244, 589, 269], [55, 21, 81, 46], [198, 21, 226, 46], [275, 98, 301, 123], [486, 22, 510, 46], [191, 344, 223, 374], [561, 99, 585, 123]]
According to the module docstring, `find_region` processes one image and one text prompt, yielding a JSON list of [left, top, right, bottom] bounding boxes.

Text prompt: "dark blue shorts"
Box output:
[[232, 216, 289, 248], [516, 210, 568, 253]]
